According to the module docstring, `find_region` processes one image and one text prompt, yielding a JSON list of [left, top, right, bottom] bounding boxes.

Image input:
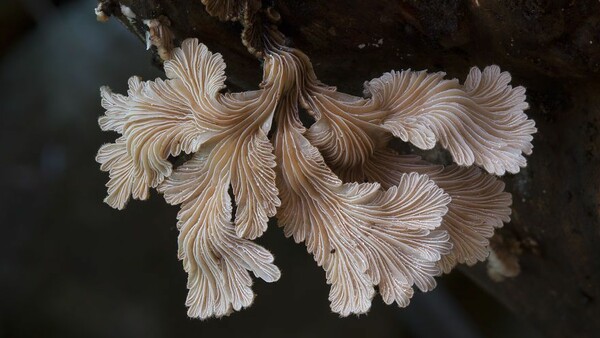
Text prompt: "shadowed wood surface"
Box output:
[[109, 0, 600, 337]]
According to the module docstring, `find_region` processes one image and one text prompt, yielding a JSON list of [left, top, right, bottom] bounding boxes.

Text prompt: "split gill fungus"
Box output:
[[95, 0, 536, 319]]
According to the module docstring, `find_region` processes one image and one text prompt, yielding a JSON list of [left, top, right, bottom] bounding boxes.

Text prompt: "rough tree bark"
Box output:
[[103, 1, 600, 337]]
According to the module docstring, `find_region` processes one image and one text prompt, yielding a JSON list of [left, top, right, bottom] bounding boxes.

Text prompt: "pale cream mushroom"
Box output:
[[301, 62, 534, 274], [144, 17, 175, 61], [304, 67, 536, 176], [268, 49, 454, 314], [97, 31, 535, 318], [357, 151, 511, 273], [94, 3, 109, 22], [97, 39, 282, 318], [274, 103, 452, 314]]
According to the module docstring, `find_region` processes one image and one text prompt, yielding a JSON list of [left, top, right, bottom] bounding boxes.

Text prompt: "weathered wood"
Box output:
[[110, 1, 600, 336]]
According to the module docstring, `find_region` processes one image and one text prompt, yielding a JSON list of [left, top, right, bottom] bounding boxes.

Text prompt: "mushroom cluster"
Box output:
[[96, 1, 536, 319]]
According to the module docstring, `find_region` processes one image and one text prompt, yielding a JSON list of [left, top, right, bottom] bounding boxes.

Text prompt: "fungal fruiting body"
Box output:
[[97, 35, 535, 317]]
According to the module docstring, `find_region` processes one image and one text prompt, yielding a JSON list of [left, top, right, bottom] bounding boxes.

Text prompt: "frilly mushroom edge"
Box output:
[[96, 1, 536, 319]]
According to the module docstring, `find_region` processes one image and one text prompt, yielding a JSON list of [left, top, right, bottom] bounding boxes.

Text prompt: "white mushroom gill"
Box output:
[[97, 37, 536, 318]]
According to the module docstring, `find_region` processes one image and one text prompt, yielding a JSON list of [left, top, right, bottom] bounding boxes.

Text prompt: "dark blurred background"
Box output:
[[0, 1, 544, 337]]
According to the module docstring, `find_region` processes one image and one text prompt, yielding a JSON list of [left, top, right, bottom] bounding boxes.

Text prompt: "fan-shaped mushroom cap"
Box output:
[[97, 35, 535, 318], [302, 63, 529, 276], [98, 39, 287, 317], [274, 96, 451, 314]]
